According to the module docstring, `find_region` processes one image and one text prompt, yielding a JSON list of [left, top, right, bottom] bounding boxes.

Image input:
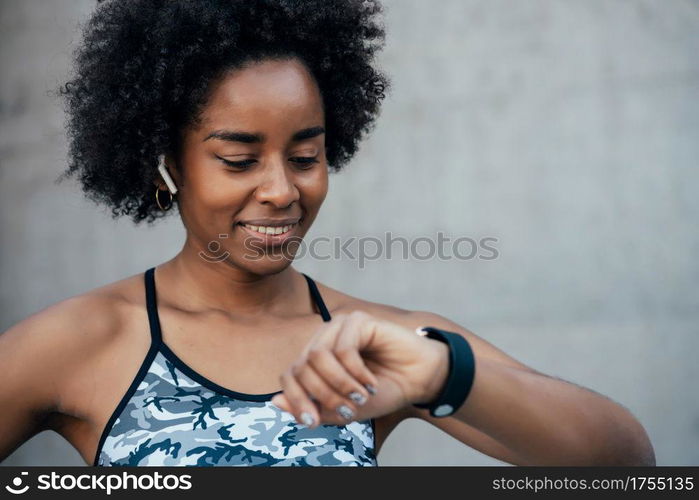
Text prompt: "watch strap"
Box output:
[[413, 326, 476, 417]]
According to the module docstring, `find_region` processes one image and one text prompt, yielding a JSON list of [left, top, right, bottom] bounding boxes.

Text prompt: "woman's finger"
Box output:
[[278, 366, 321, 428], [270, 393, 291, 412], [294, 355, 364, 423], [306, 347, 371, 410], [332, 312, 381, 394]]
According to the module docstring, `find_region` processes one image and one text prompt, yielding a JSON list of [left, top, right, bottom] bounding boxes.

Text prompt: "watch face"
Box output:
[[434, 404, 453, 417]]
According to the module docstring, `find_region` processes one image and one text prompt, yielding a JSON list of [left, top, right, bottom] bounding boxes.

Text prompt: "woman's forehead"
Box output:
[[200, 59, 324, 124]]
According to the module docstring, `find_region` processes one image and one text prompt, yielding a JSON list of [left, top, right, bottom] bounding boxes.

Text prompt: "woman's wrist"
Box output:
[[411, 337, 450, 406]]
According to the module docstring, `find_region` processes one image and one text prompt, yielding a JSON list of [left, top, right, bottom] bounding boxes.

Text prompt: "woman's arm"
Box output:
[[410, 311, 656, 466], [272, 309, 655, 466]]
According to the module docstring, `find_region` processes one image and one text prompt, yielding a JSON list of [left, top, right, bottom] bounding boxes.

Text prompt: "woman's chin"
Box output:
[[236, 252, 297, 275]]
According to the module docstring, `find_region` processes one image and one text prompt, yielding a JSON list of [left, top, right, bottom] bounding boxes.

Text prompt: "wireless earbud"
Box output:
[[157, 154, 178, 194]]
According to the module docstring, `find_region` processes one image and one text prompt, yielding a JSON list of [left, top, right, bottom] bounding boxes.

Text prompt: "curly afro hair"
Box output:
[[56, 0, 391, 224]]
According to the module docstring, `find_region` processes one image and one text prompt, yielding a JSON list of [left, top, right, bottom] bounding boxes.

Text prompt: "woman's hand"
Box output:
[[271, 310, 449, 428]]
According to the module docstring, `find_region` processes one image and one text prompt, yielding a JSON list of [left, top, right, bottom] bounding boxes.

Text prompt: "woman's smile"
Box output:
[[236, 218, 302, 247]]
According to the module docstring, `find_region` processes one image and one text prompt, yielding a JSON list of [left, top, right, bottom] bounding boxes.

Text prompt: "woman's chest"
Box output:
[[95, 350, 377, 466], [56, 307, 387, 465]]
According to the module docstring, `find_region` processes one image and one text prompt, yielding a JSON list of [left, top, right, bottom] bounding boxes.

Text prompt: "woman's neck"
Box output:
[[156, 246, 307, 319]]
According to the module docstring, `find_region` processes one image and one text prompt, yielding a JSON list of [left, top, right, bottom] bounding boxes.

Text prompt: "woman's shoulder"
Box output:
[[314, 276, 537, 372], [1, 270, 147, 380], [310, 277, 453, 332], [14, 270, 143, 333], [0, 270, 149, 430]]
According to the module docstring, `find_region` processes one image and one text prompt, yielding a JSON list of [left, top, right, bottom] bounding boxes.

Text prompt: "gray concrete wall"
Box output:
[[1, 0, 697, 466]]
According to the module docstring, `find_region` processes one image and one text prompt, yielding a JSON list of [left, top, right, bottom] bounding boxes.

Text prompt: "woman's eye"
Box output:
[[220, 158, 255, 170], [290, 157, 319, 168], [217, 156, 318, 171]]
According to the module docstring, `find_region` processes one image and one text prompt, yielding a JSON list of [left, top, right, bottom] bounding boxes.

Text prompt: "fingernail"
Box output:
[[300, 411, 315, 427], [365, 384, 378, 395], [336, 404, 354, 421], [348, 391, 367, 406]]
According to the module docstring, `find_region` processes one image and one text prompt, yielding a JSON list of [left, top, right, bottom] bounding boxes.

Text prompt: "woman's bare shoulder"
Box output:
[[1, 271, 146, 375], [311, 277, 428, 327], [311, 277, 537, 416], [0, 271, 149, 456], [314, 277, 535, 372]]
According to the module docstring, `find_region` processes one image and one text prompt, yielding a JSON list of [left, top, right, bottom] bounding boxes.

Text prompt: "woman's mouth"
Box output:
[[236, 220, 301, 246]]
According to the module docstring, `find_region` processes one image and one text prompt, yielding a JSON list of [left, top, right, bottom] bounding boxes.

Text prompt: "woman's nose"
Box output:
[[253, 161, 300, 208]]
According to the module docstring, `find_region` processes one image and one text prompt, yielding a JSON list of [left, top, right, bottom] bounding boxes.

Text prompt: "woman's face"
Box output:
[[168, 57, 328, 275]]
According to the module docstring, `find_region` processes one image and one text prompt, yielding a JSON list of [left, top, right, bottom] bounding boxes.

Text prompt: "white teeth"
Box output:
[[242, 223, 296, 236]]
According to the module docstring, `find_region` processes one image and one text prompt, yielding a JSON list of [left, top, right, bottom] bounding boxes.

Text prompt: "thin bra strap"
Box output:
[[144, 267, 164, 344], [302, 273, 332, 322]]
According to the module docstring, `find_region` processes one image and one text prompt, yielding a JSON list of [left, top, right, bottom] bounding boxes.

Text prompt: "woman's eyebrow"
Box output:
[[291, 126, 325, 142], [203, 126, 325, 143]]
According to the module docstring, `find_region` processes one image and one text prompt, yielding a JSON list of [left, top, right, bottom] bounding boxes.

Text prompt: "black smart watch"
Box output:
[[413, 326, 476, 418]]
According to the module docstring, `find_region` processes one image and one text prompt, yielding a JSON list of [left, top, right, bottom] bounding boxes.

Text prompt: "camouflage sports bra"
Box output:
[[93, 267, 377, 466]]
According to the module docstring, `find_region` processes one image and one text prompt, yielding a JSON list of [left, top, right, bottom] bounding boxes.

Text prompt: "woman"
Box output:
[[0, 0, 654, 467]]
